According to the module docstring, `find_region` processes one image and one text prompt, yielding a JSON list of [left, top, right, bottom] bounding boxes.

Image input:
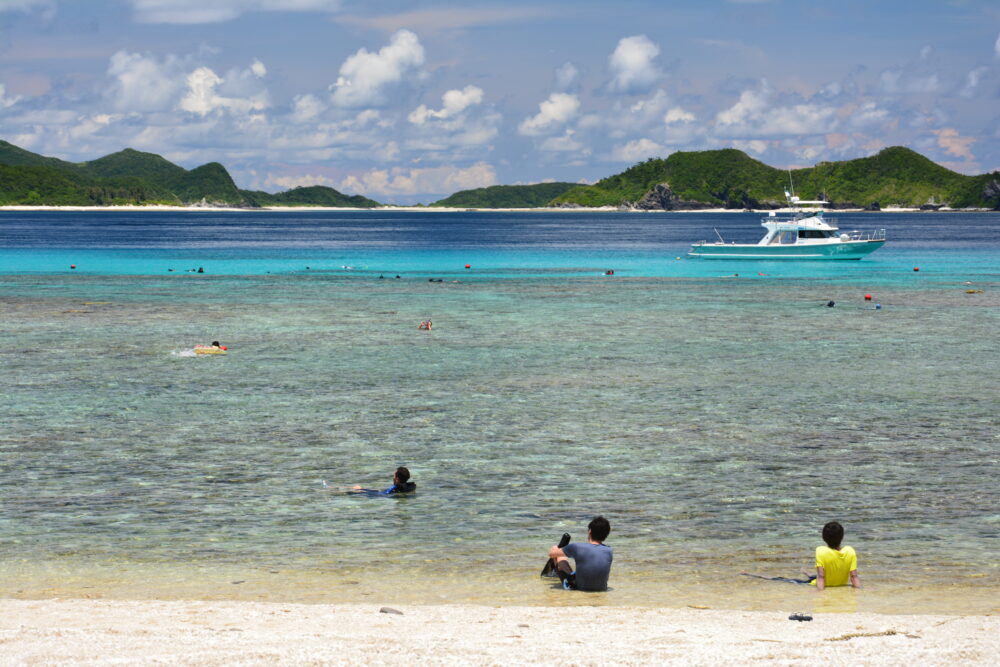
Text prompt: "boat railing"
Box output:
[[841, 228, 886, 241]]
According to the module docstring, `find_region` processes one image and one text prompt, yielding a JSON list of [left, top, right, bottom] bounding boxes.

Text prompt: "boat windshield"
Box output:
[[798, 230, 833, 238]]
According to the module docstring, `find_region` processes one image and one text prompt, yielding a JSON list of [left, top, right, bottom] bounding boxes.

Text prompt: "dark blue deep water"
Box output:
[[1, 210, 998, 282]]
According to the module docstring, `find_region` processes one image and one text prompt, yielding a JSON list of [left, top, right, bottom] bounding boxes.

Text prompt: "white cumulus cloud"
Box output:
[[179, 63, 270, 116], [664, 107, 695, 124], [554, 62, 579, 91], [266, 173, 338, 190], [330, 29, 425, 108], [0, 83, 21, 108], [518, 92, 579, 136], [339, 162, 497, 197], [608, 35, 660, 94], [290, 94, 325, 123], [846, 101, 889, 128], [611, 138, 665, 162], [731, 139, 769, 155], [409, 85, 483, 124], [106, 50, 187, 112], [0, 0, 51, 11], [540, 130, 585, 153], [129, 0, 342, 24], [715, 82, 837, 137]]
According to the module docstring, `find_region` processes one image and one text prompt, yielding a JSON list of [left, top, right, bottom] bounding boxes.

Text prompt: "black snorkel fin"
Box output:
[[540, 533, 572, 577]]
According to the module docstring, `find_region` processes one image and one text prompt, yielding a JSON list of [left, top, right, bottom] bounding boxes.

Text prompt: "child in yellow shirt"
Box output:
[[811, 521, 861, 590], [740, 520, 862, 589]]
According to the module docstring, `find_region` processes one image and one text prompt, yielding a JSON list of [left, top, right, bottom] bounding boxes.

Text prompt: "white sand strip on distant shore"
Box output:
[[2, 599, 997, 665], [2, 204, 956, 213]]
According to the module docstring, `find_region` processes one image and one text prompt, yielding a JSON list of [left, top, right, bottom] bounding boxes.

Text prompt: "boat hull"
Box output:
[[688, 239, 885, 260]]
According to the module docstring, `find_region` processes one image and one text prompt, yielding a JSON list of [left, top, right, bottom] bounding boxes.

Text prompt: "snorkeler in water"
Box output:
[[346, 466, 417, 497]]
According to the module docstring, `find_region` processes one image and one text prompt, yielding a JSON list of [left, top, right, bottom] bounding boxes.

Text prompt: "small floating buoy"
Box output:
[[913, 267, 920, 272], [465, 264, 471, 269], [864, 294, 872, 301], [874, 304, 882, 310], [70, 264, 76, 269]]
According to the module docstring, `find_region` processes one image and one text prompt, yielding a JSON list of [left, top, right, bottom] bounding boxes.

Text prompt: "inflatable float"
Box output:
[[194, 344, 227, 355]]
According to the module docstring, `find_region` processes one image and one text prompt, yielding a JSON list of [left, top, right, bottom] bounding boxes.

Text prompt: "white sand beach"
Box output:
[[2, 599, 997, 665]]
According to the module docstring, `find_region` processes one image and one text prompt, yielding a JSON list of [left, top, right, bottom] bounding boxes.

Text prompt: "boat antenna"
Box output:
[[787, 170, 794, 198], [713, 227, 725, 243]]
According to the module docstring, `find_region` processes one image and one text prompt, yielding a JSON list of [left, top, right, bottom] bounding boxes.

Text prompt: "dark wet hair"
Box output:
[[588, 516, 611, 542], [395, 466, 410, 483], [211, 341, 220, 347], [822, 521, 844, 549]]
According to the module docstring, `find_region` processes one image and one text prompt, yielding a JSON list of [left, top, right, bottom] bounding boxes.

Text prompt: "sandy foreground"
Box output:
[[1, 600, 997, 666]]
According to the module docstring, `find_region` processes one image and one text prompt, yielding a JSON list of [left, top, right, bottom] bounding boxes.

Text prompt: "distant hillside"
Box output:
[[242, 185, 379, 208], [430, 182, 578, 208], [552, 147, 1000, 210], [0, 141, 381, 208], [81, 148, 187, 182]]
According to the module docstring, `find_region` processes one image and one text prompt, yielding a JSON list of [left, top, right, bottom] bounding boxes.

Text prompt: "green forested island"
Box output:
[[429, 182, 578, 208], [0, 141, 380, 208], [552, 147, 1000, 210], [1, 140, 998, 210]]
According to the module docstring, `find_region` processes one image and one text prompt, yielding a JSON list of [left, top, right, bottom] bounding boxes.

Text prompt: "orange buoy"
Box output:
[[914, 267, 920, 272], [70, 264, 76, 269], [864, 294, 872, 301], [465, 264, 471, 269]]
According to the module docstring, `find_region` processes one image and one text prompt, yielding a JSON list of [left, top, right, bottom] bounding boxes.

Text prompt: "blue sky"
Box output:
[[1, 0, 998, 203]]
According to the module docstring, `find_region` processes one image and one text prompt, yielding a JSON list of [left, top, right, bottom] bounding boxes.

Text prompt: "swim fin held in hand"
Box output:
[[540, 533, 571, 577]]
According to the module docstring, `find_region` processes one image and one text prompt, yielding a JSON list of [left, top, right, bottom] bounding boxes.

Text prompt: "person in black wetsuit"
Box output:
[[349, 466, 416, 496]]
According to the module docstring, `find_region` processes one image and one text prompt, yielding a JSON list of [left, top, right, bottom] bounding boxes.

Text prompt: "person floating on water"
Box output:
[[741, 521, 861, 589], [348, 466, 417, 497], [547, 516, 613, 591], [418, 320, 432, 330], [193, 340, 227, 354]]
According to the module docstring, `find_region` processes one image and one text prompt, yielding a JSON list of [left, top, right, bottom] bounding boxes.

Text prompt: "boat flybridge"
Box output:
[[688, 191, 886, 260]]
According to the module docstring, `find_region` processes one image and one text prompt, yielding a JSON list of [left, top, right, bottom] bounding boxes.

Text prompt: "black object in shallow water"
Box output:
[[541, 532, 572, 577]]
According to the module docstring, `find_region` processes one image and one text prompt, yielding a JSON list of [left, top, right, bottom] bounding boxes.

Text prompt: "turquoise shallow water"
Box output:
[[1, 211, 998, 612]]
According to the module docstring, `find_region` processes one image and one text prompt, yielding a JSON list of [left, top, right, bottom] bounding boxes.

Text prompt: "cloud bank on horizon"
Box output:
[[0, 0, 998, 203]]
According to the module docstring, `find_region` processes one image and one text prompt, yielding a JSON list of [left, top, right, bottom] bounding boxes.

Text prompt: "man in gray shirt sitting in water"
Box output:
[[547, 516, 613, 591]]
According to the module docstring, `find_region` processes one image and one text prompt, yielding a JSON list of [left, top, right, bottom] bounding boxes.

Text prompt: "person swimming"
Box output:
[[348, 466, 417, 497]]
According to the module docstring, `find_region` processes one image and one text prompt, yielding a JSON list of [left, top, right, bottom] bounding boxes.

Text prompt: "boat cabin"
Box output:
[[758, 209, 843, 246]]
